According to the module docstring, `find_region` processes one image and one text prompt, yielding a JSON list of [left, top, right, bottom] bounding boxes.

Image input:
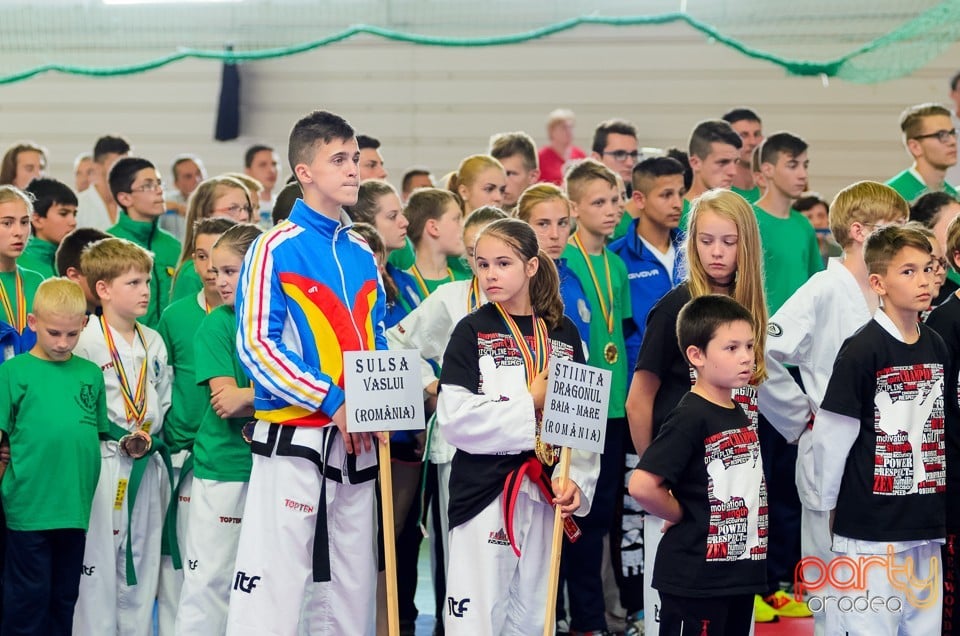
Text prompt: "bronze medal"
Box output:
[[604, 342, 619, 364], [241, 421, 256, 444], [121, 431, 150, 457]]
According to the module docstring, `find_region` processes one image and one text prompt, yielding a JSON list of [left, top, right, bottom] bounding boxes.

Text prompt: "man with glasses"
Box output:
[[592, 119, 640, 187], [106, 157, 181, 327], [887, 103, 958, 204]]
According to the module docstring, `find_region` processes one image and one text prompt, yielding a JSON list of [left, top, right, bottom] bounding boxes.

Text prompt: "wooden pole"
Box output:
[[543, 446, 571, 636], [379, 436, 400, 636]]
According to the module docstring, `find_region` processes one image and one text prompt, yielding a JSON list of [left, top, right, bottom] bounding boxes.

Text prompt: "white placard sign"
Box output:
[[344, 350, 425, 433], [540, 357, 610, 454]]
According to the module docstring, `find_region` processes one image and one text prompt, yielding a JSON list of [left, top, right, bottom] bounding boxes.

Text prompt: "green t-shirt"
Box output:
[[560, 240, 632, 418], [730, 185, 762, 204], [387, 238, 416, 270], [886, 168, 958, 205], [108, 212, 182, 328], [171, 258, 202, 303], [0, 353, 108, 531], [388, 237, 471, 278], [18, 237, 57, 280], [157, 292, 211, 453], [193, 305, 252, 482], [0, 267, 44, 331], [753, 204, 824, 314], [611, 212, 634, 242], [406, 264, 472, 301], [885, 170, 960, 286], [679, 198, 692, 233]]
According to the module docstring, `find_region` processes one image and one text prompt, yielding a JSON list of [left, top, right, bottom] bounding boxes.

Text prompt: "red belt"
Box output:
[[502, 456, 580, 557]]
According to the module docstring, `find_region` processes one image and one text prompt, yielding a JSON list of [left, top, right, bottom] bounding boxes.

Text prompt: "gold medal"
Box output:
[[535, 437, 556, 467], [604, 342, 618, 364]]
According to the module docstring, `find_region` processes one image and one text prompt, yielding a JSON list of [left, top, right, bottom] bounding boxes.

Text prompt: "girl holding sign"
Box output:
[[625, 189, 768, 635], [436, 218, 598, 635], [176, 223, 261, 634], [386, 206, 507, 624]]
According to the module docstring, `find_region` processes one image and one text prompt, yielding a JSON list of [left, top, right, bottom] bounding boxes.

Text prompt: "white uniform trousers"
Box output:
[[158, 452, 193, 635], [828, 542, 942, 636], [74, 444, 164, 636], [175, 478, 247, 635], [444, 478, 553, 636], [225, 423, 377, 636]]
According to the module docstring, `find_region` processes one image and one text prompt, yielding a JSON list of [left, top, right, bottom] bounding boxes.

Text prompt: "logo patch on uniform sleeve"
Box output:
[[767, 323, 783, 337]]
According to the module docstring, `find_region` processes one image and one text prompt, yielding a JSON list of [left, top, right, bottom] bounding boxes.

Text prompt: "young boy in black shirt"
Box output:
[[630, 294, 767, 635], [813, 224, 948, 634]]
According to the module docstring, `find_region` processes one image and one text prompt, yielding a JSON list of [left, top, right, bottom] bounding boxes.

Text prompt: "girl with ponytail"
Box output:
[[435, 217, 599, 635]]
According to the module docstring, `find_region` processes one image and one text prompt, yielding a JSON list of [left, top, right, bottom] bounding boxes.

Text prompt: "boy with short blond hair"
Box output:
[[561, 158, 633, 634], [72, 237, 172, 636], [0, 278, 108, 635], [812, 224, 948, 634], [759, 180, 908, 631]]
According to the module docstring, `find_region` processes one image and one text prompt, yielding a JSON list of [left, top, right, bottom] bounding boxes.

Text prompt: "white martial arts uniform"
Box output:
[[387, 279, 485, 579], [159, 450, 192, 635], [73, 319, 172, 636], [76, 184, 116, 232], [436, 305, 599, 636]]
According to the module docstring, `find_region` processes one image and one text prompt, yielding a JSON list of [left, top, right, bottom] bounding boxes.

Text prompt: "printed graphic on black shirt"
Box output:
[[872, 364, 946, 496], [704, 425, 768, 562], [476, 330, 575, 396]]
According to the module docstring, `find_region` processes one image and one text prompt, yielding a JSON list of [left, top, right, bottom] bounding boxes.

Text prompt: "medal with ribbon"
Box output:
[[0, 269, 26, 334], [492, 302, 556, 466], [100, 316, 149, 429], [571, 234, 618, 364]]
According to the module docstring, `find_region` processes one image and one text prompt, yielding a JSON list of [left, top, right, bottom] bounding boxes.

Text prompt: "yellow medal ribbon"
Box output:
[[410, 264, 453, 300], [492, 302, 555, 465], [467, 276, 481, 312], [0, 269, 26, 334], [571, 234, 618, 363], [100, 316, 148, 427]]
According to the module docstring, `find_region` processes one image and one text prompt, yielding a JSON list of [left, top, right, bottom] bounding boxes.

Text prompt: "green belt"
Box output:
[[105, 424, 181, 585], [163, 452, 193, 573]]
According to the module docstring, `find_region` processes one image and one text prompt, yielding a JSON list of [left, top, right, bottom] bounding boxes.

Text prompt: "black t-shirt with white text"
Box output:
[[638, 391, 768, 598], [820, 319, 949, 541], [439, 303, 585, 529]]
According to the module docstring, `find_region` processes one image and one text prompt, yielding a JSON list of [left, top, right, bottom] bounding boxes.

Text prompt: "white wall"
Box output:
[[1, 22, 958, 200]]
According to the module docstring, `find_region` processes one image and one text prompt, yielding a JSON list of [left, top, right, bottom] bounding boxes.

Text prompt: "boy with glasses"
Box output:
[[106, 157, 181, 327], [591, 119, 640, 187], [887, 103, 958, 204]]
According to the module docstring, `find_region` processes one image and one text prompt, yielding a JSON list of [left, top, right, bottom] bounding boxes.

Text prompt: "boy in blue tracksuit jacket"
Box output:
[[227, 110, 387, 636], [609, 156, 688, 374]]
